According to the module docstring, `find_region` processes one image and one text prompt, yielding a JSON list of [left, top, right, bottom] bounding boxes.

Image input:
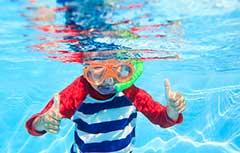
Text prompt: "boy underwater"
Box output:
[[26, 59, 186, 153]]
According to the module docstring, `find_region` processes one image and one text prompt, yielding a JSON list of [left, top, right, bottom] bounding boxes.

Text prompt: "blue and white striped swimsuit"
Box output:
[[71, 92, 137, 153]]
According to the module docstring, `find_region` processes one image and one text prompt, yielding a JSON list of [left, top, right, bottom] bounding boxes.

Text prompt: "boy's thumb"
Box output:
[[51, 93, 62, 118], [53, 93, 60, 108], [164, 79, 171, 97]]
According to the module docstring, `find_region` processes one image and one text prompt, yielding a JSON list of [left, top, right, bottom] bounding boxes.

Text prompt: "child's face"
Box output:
[[83, 59, 134, 95]]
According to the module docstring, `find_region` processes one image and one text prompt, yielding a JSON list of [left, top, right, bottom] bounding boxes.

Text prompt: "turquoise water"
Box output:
[[0, 0, 240, 153]]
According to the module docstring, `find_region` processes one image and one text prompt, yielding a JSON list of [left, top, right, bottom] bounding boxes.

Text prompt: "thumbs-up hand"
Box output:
[[164, 79, 186, 121], [34, 93, 62, 134]]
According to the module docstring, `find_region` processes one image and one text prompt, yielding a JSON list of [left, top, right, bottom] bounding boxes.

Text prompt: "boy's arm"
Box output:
[[26, 76, 88, 136], [123, 85, 183, 128]]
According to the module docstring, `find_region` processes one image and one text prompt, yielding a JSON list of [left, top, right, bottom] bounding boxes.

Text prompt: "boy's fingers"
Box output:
[[172, 98, 181, 107], [177, 105, 186, 113], [169, 92, 184, 104], [47, 111, 61, 121], [178, 95, 185, 103], [45, 115, 60, 126], [47, 124, 59, 131], [175, 92, 182, 100], [176, 100, 186, 112], [44, 122, 60, 132], [173, 94, 184, 105], [47, 128, 59, 134]]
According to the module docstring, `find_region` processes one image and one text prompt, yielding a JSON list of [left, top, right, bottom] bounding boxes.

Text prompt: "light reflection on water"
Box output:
[[0, 0, 240, 153]]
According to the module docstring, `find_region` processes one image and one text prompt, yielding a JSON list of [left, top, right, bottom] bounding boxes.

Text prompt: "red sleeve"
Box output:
[[25, 76, 88, 136], [123, 85, 183, 128]]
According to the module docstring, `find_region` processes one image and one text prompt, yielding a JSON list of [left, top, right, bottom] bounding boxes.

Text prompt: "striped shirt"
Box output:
[[71, 92, 136, 153]]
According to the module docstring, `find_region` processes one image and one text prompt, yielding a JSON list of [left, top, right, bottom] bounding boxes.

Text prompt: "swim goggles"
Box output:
[[83, 59, 134, 86]]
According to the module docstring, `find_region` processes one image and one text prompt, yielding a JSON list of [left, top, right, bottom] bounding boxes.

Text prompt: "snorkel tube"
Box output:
[[114, 60, 143, 92]]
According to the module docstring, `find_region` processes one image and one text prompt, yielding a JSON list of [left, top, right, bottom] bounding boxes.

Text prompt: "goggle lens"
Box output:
[[115, 64, 132, 80], [87, 67, 105, 83]]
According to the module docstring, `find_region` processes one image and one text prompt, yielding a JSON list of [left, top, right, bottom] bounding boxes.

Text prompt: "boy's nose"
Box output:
[[103, 77, 115, 86]]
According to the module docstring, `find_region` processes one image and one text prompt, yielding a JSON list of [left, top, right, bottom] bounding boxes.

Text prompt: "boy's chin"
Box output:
[[97, 86, 116, 95]]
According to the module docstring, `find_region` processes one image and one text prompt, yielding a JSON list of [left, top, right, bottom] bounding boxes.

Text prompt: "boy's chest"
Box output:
[[72, 94, 136, 125]]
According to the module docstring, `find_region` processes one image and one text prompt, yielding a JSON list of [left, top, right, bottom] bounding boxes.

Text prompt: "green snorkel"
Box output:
[[114, 60, 143, 92]]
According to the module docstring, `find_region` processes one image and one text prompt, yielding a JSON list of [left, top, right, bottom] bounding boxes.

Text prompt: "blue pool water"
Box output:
[[0, 0, 240, 153]]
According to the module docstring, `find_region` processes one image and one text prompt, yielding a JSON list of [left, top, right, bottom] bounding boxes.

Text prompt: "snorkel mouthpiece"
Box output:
[[114, 60, 143, 92]]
